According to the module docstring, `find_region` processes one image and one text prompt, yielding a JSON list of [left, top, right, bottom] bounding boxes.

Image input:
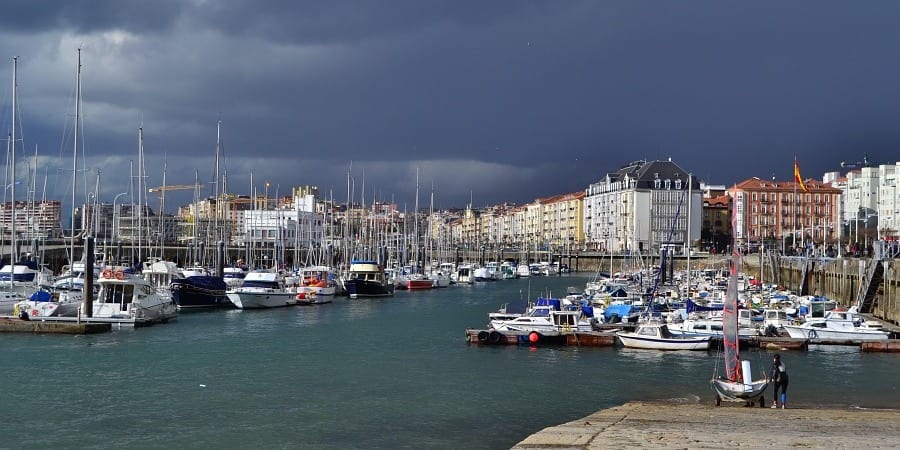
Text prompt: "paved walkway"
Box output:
[[512, 401, 900, 449]]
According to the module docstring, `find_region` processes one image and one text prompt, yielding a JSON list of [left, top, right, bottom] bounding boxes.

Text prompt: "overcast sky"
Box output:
[[1, 1, 899, 213]]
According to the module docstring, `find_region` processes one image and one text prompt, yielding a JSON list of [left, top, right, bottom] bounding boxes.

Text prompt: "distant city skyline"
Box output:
[[1, 1, 899, 213]]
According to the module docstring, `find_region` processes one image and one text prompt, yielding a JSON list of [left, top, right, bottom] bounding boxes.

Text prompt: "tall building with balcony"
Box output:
[[584, 160, 701, 254], [0, 200, 62, 240], [729, 177, 841, 248]]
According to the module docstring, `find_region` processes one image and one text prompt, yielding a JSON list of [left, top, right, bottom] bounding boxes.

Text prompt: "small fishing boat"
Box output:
[[616, 321, 711, 351]]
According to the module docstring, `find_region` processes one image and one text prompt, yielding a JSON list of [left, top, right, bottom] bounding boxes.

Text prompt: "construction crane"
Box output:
[[147, 184, 201, 194], [147, 184, 203, 215]]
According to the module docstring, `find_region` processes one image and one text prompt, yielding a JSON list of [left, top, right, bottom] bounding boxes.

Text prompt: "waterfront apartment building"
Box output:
[[0, 200, 63, 240], [583, 160, 701, 255], [728, 177, 841, 248], [702, 194, 731, 253], [877, 163, 899, 239], [536, 191, 584, 253]]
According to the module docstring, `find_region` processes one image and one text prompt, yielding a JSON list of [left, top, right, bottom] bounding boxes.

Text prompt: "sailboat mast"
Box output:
[[214, 119, 221, 244], [159, 158, 168, 259], [10, 56, 18, 263], [70, 49, 81, 266]]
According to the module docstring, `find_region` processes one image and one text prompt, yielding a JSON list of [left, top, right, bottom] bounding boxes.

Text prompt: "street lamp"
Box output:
[[113, 192, 128, 245]]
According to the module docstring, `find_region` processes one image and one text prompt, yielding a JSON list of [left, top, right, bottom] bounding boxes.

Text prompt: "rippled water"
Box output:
[[2, 275, 898, 449]]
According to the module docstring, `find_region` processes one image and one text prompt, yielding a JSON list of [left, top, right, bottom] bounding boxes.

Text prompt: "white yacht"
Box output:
[[783, 308, 889, 341], [90, 269, 178, 325], [227, 271, 298, 309]]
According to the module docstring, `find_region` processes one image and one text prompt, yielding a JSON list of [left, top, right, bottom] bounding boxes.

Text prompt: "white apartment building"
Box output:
[[584, 160, 701, 255], [877, 163, 899, 238]]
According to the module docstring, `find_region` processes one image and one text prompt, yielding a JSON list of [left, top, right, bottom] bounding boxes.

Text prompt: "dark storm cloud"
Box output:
[[2, 1, 900, 212], [0, 0, 185, 33]]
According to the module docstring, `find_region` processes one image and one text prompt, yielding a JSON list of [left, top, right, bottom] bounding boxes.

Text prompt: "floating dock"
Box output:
[[465, 329, 617, 347], [0, 317, 111, 334], [466, 328, 900, 352]]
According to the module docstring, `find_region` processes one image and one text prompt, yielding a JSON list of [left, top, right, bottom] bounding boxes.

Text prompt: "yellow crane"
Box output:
[[147, 184, 202, 214]]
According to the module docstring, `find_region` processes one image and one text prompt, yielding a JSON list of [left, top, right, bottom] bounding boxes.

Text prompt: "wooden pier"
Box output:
[[0, 317, 111, 334]]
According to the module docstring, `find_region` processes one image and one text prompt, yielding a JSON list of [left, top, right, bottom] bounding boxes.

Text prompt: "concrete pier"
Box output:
[[0, 317, 111, 334], [512, 401, 900, 449]]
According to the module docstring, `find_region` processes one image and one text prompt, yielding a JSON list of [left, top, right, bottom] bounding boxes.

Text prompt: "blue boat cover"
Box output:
[[604, 304, 633, 321], [535, 298, 562, 310], [30, 290, 52, 302], [686, 298, 723, 314]]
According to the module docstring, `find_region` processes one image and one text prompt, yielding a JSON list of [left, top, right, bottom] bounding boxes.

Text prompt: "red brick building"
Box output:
[[729, 177, 841, 248]]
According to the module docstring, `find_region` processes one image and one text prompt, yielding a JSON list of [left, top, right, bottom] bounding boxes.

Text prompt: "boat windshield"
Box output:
[[100, 284, 134, 305]]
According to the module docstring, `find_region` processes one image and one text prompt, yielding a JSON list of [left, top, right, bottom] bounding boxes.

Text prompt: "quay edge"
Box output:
[[511, 401, 900, 449], [0, 317, 111, 334]]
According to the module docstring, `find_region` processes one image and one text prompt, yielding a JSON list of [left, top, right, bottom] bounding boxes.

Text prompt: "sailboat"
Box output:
[[710, 206, 769, 406]]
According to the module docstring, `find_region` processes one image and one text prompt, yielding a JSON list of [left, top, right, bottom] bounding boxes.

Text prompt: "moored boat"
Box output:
[[343, 260, 394, 299], [171, 275, 229, 309], [616, 321, 711, 350], [90, 269, 178, 325], [227, 271, 298, 309], [782, 308, 889, 341]]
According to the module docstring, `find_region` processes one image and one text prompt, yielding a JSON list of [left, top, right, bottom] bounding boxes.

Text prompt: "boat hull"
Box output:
[[345, 280, 394, 298], [616, 332, 711, 350], [227, 291, 298, 309], [406, 279, 433, 290], [711, 378, 769, 402], [782, 325, 889, 341], [171, 276, 230, 309]]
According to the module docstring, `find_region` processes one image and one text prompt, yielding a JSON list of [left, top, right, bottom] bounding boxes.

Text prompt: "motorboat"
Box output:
[[455, 264, 474, 284], [223, 266, 249, 290], [227, 271, 298, 309], [171, 274, 229, 309], [616, 321, 711, 350], [782, 308, 889, 341], [490, 298, 597, 335], [667, 317, 759, 338], [90, 269, 178, 324], [295, 266, 336, 304], [343, 260, 394, 299], [516, 264, 531, 278]]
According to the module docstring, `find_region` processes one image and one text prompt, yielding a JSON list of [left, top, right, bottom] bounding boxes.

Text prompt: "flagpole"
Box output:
[[793, 157, 798, 255]]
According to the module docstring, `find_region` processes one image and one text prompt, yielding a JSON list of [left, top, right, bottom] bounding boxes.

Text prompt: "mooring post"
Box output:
[[83, 236, 94, 318], [217, 240, 225, 278]]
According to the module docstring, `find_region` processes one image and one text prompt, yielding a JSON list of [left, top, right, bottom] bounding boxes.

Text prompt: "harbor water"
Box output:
[[2, 274, 898, 449]]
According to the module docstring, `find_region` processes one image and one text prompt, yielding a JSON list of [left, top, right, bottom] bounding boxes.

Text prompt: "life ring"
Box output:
[[102, 269, 113, 279], [31, 309, 39, 317], [114, 270, 125, 280]]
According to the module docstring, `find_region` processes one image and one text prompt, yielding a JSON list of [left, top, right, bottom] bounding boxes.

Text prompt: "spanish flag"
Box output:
[[794, 158, 808, 193]]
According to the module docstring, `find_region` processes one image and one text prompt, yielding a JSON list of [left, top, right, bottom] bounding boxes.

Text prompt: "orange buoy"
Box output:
[[528, 332, 540, 343]]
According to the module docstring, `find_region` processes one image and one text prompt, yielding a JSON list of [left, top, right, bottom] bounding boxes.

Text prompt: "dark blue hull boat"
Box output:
[[171, 276, 230, 309]]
